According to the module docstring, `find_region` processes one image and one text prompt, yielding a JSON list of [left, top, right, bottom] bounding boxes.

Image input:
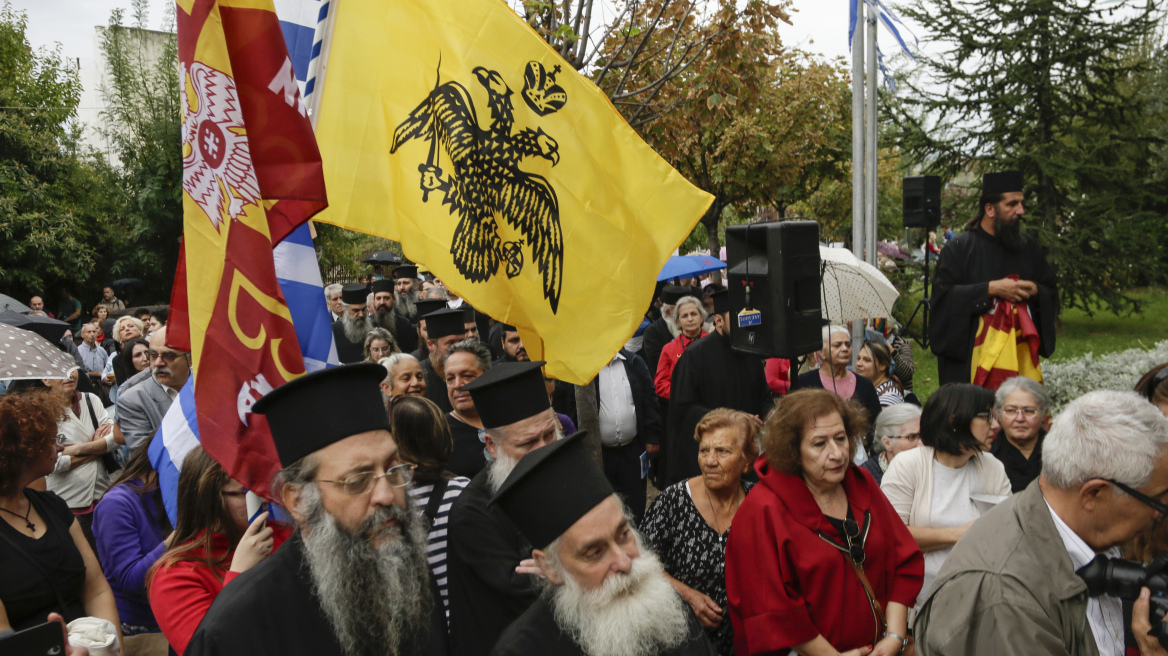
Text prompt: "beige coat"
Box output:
[[914, 482, 1099, 656], [880, 445, 1012, 527]]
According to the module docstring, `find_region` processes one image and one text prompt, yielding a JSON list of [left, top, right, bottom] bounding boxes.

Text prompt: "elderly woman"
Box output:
[[880, 383, 1010, 616], [101, 316, 146, 393], [854, 341, 904, 407], [363, 327, 398, 363], [726, 389, 923, 656], [0, 391, 122, 639], [379, 352, 427, 398], [990, 376, 1050, 493], [796, 325, 882, 428], [641, 408, 757, 656], [654, 295, 708, 401], [1137, 363, 1168, 416], [859, 403, 922, 485]]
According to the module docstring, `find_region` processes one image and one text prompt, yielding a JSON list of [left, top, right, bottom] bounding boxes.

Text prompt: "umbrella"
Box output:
[[819, 246, 900, 323], [363, 251, 402, 265], [110, 278, 144, 293], [0, 322, 78, 380], [0, 310, 71, 343], [656, 255, 727, 282], [0, 294, 32, 313]]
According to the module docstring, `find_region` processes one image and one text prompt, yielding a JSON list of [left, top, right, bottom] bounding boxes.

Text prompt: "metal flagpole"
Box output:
[[864, 0, 878, 267], [850, 0, 866, 357]]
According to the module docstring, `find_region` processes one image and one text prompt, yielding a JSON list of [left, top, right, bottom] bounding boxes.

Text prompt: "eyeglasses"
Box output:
[[1000, 406, 1041, 418], [892, 432, 921, 442], [841, 517, 866, 565], [1107, 479, 1168, 516], [147, 350, 186, 364], [319, 464, 416, 496], [974, 411, 993, 421], [1145, 368, 1168, 403]]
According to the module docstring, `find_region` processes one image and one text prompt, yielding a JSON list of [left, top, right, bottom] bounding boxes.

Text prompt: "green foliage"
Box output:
[[889, 0, 1168, 316], [97, 0, 183, 304], [0, 3, 118, 300], [314, 224, 402, 283]]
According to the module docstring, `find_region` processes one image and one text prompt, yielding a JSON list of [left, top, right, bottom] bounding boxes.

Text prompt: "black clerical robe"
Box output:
[[332, 321, 365, 364], [184, 533, 447, 656], [420, 358, 453, 413], [392, 313, 419, 354], [489, 595, 716, 656], [665, 330, 771, 487], [929, 226, 1058, 386], [447, 469, 539, 656], [641, 317, 675, 379]]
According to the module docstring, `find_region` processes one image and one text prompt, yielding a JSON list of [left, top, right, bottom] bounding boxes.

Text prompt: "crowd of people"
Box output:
[[3, 171, 1168, 656]]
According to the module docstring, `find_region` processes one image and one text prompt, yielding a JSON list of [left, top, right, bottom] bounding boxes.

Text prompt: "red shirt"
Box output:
[[654, 331, 706, 399], [148, 524, 291, 655], [764, 358, 791, 396], [726, 458, 923, 655]]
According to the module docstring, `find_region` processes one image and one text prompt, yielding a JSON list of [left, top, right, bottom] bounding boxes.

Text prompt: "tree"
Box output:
[[890, 0, 1168, 315], [98, 0, 183, 304], [0, 3, 119, 301]]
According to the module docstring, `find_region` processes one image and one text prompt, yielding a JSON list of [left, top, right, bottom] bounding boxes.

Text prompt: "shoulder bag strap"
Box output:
[[0, 501, 77, 622], [423, 478, 450, 526], [82, 393, 98, 433]]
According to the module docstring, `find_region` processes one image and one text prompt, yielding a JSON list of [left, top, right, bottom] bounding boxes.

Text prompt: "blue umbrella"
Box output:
[[656, 255, 727, 282]]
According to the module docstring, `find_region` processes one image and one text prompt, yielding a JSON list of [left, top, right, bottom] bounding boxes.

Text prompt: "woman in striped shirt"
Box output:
[[855, 340, 905, 407]]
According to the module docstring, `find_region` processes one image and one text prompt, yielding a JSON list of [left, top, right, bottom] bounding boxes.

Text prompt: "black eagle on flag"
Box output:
[[391, 63, 567, 313]]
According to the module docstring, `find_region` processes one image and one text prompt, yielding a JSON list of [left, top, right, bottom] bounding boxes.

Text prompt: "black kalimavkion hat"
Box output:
[[463, 360, 550, 429], [392, 265, 419, 280], [341, 283, 368, 306], [252, 363, 390, 467], [370, 279, 395, 294], [422, 308, 466, 340], [982, 170, 1023, 196]]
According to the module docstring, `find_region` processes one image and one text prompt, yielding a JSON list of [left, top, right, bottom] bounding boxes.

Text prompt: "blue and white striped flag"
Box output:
[[849, 0, 919, 60], [274, 0, 330, 105]]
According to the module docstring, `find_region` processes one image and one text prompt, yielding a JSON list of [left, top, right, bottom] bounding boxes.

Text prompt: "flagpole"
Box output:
[[850, 0, 866, 357], [864, 0, 878, 267], [306, 0, 339, 128]]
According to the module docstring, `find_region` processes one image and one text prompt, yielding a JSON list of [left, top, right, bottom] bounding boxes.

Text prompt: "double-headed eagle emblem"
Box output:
[[391, 62, 568, 313]]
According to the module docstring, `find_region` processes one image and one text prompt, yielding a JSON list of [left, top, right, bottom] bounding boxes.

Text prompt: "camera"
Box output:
[[1078, 555, 1168, 648]]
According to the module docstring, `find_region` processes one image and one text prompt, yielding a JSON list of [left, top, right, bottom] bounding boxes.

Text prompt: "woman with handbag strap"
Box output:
[[0, 389, 122, 640]]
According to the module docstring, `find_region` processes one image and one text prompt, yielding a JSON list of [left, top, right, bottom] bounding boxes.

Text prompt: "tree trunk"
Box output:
[[702, 201, 724, 284], [574, 377, 603, 467]]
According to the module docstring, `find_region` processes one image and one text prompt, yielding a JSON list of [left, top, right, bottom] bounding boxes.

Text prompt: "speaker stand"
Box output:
[[903, 234, 934, 349]]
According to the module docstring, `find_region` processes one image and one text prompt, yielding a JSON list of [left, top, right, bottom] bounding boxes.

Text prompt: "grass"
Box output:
[[904, 287, 1168, 402]]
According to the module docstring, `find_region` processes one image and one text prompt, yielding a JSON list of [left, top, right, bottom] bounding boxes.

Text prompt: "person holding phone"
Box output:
[[147, 447, 288, 655]]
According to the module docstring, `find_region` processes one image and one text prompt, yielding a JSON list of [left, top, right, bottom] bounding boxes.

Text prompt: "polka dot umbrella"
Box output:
[[819, 246, 900, 324], [0, 321, 79, 381]]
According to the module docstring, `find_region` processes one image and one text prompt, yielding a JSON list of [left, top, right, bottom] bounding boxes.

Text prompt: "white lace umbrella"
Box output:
[[819, 246, 900, 323], [0, 322, 78, 380]]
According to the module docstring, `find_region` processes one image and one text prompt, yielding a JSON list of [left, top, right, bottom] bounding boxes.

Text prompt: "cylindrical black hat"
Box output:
[[252, 363, 390, 467], [415, 300, 448, 323], [982, 170, 1023, 196], [422, 308, 466, 340], [463, 360, 550, 429], [341, 283, 367, 305], [489, 432, 615, 549], [392, 265, 419, 280], [712, 288, 730, 315], [370, 279, 395, 294], [660, 285, 688, 305]]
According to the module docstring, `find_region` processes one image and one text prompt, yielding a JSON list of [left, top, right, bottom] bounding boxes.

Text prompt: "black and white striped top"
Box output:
[[409, 476, 471, 622]]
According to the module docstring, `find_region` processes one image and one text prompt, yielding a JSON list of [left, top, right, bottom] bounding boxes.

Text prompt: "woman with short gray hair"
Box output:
[[990, 376, 1051, 492], [795, 324, 882, 435], [860, 403, 923, 485]]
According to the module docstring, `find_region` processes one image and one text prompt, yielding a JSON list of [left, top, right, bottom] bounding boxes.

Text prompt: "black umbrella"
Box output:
[[0, 310, 70, 343], [362, 251, 402, 265], [110, 278, 144, 293], [0, 294, 32, 313]]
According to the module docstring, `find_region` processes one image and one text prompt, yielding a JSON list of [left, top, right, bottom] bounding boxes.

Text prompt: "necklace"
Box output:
[[704, 484, 742, 541], [0, 499, 35, 531]]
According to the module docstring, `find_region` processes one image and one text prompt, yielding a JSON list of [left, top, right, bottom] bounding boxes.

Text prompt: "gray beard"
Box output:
[[394, 290, 419, 319], [373, 305, 400, 333], [487, 450, 518, 494], [341, 312, 371, 344], [549, 548, 690, 656], [661, 306, 681, 338], [298, 485, 432, 656]]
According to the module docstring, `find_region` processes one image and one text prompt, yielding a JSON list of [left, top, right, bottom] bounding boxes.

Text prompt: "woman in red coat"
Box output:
[[148, 447, 289, 655], [654, 295, 708, 399], [726, 389, 924, 656]]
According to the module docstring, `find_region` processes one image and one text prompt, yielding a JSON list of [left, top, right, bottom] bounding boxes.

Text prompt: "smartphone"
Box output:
[[0, 621, 67, 656]]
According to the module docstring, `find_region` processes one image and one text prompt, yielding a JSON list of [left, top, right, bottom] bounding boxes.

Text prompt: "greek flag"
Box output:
[[274, 0, 330, 103], [849, 0, 918, 60]]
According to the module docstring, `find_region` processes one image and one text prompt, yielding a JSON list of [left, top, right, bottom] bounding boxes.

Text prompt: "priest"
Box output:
[[641, 285, 688, 377], [332, 283, 374, 364], [664, 289, 771, 487], [929, 170, 1058, 386], [409, 298, 451, 361], [371, 278, 418, 354], [393, 264, 421, 322], [446, 361, 563, 656], [418, 308, 468, 413], [184, 363, 447, 656], [489, 432, 715, 656]]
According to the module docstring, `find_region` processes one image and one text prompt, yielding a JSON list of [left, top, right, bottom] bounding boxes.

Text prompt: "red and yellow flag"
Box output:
[[172, 0, 326, 496], [970, 278, 1043, 390]]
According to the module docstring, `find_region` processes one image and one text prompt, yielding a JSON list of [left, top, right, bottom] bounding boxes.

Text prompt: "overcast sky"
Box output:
[[16, 0, 910, 70]]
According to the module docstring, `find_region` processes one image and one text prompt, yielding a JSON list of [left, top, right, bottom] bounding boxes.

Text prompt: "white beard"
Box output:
[[661, 305, 681, 338], [488, 449, 518, 494], [550, 549, 690, 656]]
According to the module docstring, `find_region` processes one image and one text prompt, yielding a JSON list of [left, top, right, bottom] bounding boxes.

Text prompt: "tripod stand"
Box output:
[[903, 231, 935, 349]]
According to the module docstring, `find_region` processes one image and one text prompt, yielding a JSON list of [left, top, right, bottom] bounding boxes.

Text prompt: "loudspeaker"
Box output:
[[903, 175, 942, 228], [725, 221, 822, 359]]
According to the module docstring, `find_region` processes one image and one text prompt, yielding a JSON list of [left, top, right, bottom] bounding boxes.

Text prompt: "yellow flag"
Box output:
[[312, 0, 713, 384]]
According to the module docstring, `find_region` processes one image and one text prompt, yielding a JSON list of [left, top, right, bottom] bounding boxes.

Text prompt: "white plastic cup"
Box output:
[[66, 617, 120, 656]]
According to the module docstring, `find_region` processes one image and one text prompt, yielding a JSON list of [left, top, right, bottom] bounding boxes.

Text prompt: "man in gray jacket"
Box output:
[[115, 326, 190, 450], [916, 390, 1168, 656]]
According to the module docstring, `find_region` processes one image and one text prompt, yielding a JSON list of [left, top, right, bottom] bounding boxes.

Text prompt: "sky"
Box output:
[[14, 0, 909, 71]]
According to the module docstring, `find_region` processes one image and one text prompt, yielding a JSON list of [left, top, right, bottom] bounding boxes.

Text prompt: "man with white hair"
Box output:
[[915, 390, 1168, 656], [641, 285, 689, 377], [446, 361, 563, 656], [489, 432, 715, 656], [324, 283, 344, 323], [185, 363, 446, 656]]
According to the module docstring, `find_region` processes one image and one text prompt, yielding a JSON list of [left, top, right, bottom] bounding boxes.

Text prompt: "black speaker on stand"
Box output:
[[901, 175, 943, 347], [725, 221, 822, 359]]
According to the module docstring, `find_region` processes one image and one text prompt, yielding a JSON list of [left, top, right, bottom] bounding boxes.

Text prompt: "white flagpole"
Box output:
[[306, 0, 339, 129], [851, 0, 866, 356], [864, 0, 878, 267]]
